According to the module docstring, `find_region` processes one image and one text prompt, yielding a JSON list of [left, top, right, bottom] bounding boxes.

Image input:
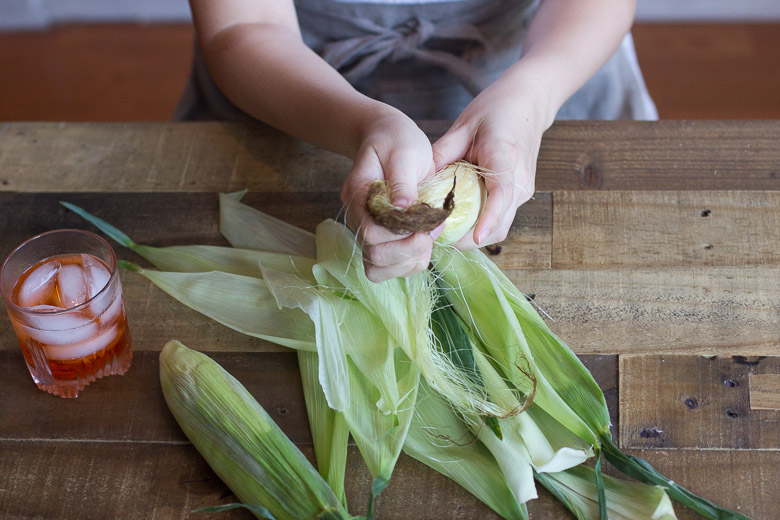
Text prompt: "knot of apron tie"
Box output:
[[321, 16, 490, 96]]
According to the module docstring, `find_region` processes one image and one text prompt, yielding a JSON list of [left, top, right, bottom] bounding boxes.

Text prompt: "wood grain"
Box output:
[[1, 441, 771, 520], [749, 374, 780, 410], [0, 352, 309, 444], [1, 122, 779, 193], [507, 267, 780, 355], [619, 355, 780, 450], [552, 191, 780, 269]]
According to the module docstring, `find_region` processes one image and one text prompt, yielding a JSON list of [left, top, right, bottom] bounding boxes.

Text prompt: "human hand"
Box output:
[[431, 73, 555, 250], [341, 108, 441, 282]]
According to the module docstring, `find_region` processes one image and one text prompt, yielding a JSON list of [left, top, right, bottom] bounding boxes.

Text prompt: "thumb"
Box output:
[[432, 123, 473, 170], [383, 153, 432, 208]]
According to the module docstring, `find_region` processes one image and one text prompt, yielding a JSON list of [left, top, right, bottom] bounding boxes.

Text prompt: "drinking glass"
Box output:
[[1, 229, 133, 398]]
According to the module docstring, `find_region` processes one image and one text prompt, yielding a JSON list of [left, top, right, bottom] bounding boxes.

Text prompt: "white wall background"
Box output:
[[2, 0, 780, 31]]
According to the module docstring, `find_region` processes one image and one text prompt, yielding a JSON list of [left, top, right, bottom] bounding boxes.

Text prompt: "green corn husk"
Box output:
[[158, 340, 350, 520], [404, 378, 529, 520], [298, 351, 349, 508], [536, 465, 676, 520], [120, 262, 316, 351], [66, 195, 749, 520], [431, 246, 750, 520]]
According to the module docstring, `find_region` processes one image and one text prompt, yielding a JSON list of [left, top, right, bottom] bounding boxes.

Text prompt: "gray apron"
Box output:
[[175, 0, 657, 122]]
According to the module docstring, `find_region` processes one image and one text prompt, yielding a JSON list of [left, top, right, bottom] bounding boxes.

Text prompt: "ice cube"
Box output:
[[82, 254, 111, 299], [27, 305, 62, 313], [44, 325, 118, 360], [22, 311, 98, 346], [57, 264, 88, 308], [17, 260, 60, 308], [99, 295, 124, 325]]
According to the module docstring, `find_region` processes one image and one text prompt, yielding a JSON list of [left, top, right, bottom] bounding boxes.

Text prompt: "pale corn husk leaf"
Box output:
[[219, 193, 316, 257], [134, 267, 315, 351], [309, 263, 404, 416], [314, 220, 418, 349], [135, 244, 316, 280], [342, 351, 419, 489], [404, 379, 528, 520], [469, 338, 593, 473], [258, 263, 350, 411], [159, 341, 349, 520], [60, 201, 317, 281], [298, 351, 349, 508], [536, 464, 677, 520], [432, 248, 599, 447]]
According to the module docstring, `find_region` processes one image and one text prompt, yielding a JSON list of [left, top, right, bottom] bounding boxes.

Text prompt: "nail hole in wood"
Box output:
[[684, 398, 699, 409], [277, 406, 288, 415], [639, 427, 663, 438], [723, 379, 739, 387], [699, 209, 711, 217], [725, 408, 739, 418], [524, 293, 536, 301], [702, 243, 713, 250]]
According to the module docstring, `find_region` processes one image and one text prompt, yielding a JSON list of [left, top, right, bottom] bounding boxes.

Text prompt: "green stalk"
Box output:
[[600, 436, 751, 520]]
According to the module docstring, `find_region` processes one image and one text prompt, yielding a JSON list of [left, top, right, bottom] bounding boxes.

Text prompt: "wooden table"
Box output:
[[0, 121, 778, 519]]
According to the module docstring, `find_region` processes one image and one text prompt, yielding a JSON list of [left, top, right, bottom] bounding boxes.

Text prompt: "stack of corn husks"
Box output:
[[64, 166, 748, 520]]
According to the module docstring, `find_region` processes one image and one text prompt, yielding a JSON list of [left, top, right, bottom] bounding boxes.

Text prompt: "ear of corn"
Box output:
[[417, 161, 486, 245], [159, 340, 350, 520]]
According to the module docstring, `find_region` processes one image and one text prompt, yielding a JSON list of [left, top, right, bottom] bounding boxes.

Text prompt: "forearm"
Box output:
[[194, 14, 393, 158], [499, 0, 637, 126]]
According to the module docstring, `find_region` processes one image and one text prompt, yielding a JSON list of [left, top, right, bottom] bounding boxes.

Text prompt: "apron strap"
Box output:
[[321, 16, 490, 96]]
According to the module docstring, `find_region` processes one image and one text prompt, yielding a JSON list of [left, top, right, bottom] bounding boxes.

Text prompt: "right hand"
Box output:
[[341, 108, 440, 283]]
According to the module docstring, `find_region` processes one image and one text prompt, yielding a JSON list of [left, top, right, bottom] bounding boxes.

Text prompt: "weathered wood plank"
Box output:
[[0, 351, 616, 444], [552, 191, 780, 269], [619, 355, 780, 450], [487, 191, 552, 270], [749, 374, 780, 410], [506, 267, 780, 355], [0, 352, 309, 444], [1, 121, 779, 194], [538, 120, 780, 191], [1, 441, 770, 520]]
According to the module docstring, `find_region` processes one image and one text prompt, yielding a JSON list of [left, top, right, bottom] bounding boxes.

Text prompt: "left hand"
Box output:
[[431, 72, 554, 249]]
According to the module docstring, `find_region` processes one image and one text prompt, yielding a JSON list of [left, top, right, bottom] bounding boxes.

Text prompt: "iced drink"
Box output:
[[1, 230, 132, 398]]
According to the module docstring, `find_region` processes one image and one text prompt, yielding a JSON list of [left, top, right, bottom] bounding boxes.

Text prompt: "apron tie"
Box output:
[[321, 16, 490, 96]]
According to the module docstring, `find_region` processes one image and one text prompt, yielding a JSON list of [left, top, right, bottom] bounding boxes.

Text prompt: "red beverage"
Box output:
[[1, 231, 133, 398]]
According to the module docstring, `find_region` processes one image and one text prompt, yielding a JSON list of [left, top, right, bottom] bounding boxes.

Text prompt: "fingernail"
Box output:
[[475, 228, 489, 246], [394, 197, 411, 209], [429, 222, 446, 240]]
